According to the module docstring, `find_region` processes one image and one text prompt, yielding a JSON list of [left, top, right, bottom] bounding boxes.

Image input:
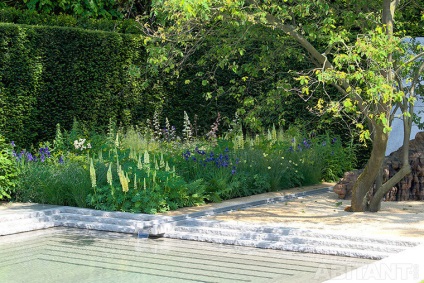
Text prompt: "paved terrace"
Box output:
[[1, 183, 423, 282]]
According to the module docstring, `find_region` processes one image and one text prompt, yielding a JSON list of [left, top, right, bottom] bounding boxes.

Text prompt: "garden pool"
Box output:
[[0, 227, 372, 283]]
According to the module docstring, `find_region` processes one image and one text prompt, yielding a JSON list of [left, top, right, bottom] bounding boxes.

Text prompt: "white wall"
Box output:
[[386, 37, 424, 155]]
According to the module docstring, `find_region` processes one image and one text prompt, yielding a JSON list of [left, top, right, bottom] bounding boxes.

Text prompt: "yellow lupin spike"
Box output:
[[118, 170, 129, 193]]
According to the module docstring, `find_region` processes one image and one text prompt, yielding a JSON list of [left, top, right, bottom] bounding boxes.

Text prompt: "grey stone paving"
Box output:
[[1, 187, 424, 282], [1, 187, 422, 260], [0, 227, 374, 283]]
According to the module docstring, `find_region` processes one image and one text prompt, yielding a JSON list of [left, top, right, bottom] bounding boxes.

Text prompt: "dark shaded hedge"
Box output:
[[0, 7, 141, 34], [0, 23, 151, 146]]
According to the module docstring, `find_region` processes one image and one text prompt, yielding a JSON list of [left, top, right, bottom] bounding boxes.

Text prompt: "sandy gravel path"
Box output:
[[205, 191, 424, 240]]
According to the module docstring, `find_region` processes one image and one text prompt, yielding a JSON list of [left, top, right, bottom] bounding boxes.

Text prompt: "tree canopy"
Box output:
[[141, 0, 424, 211]]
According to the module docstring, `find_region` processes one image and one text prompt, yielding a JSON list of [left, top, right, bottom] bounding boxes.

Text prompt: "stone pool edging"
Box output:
[[1, 186, 423, 261], [0, 187, 332, 237]]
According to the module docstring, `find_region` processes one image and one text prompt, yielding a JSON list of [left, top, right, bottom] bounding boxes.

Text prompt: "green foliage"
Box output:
[[0, 23, 150, 147], [11, 121, 356, 213], [15, 160, 91, 207], [19, 0, 123, 19], [85, 146, 207, 213], [0, 134, 19, 199], [0, 7, 141, 33], [312, 135, 356, 181]]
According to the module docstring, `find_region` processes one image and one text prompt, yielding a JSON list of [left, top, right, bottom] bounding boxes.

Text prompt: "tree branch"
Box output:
[[395, 51, 424, 74]]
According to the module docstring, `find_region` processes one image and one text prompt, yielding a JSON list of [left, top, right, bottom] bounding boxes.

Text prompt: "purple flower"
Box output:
[[58, 156, 64, 164], [26, 152, 35, 162], [183, 150, 191, 160], [18, 150, 25, 160], [331, 137, 337, 144], [10, 141, 15, 147]]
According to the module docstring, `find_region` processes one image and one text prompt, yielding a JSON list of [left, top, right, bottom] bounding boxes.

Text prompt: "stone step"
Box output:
[[0, 216, 57, 236], [54, 219, 136, 234], [164, 231, 395, 260], [59, 207, 172, 223], [176, 219, 420, 247], [0, 209, 61, 223], [172, 225, 406, 253], [52, 213, 152, 230]]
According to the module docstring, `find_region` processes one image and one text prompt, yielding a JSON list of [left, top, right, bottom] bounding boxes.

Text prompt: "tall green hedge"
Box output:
[[0, 7, 141, 34], [0, 23, 150, 146]]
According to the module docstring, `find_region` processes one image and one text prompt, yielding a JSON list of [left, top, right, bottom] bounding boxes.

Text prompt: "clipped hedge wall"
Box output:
[[0, 23, 151, 146], [0, 7, 141, 34]]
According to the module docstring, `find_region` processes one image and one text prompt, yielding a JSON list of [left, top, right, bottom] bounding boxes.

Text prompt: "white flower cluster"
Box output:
[[73, 139, 92, 151]]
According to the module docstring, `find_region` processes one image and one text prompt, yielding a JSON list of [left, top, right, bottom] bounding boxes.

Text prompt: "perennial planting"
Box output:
[[1, 113, 356, 214]]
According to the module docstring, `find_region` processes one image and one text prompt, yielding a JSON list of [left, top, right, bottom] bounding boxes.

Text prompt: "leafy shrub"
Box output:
[[0, 134, 19, 199], [15, 161, 91, 207], [86, 147, 206, 213]]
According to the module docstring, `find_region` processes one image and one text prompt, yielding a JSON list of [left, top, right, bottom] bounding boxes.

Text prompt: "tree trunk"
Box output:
[[368, 99, 413, 211], [351, 125, 388, 211]]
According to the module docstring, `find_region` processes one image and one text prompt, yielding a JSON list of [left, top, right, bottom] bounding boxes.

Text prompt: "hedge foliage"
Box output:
[[0, 23, 151, 146], [0, 7, 141, 34]]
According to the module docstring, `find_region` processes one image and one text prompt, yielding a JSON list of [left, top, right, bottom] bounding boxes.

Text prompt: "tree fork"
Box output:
[[351, 125, 389, 212]]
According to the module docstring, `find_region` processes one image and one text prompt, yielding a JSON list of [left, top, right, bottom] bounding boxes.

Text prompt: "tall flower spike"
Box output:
[[134, 173, 137, 190], [89, 158, 96, 188], [182, 111, 192, 142], [159, 153, 165, 168], [116, 155, 120, 175], [144, 150, 150, 164], [143, 178, 146, 190], [137, 154, 143, 169], [272, 124, 277, 141], [115, 133, 119, 148], [118, 169, 129, 193], [165, 117, 171, 141], [153, 110, 162, 140], [99, 150, 103, 162], [107, 163, 113, 186], [165, 161, 170, 172]]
